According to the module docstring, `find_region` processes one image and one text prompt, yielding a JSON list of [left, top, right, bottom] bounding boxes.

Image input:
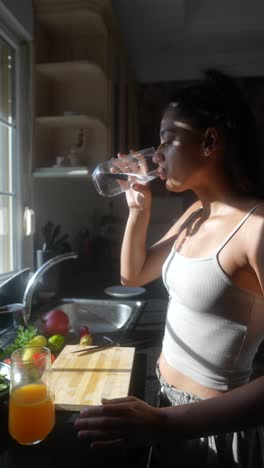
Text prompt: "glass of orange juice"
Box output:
[[8, 346, 55, 445]]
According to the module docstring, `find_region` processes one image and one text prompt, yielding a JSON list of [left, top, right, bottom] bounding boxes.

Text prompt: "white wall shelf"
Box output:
[[35, 114, 107, 131], [39, 10, 107, 35], [36, 60, 106, 81], [35, 0, 111, 36], [33, 166, 91, 178]]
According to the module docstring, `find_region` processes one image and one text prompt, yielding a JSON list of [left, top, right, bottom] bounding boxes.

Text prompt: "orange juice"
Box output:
[[9, 383, 55, 445]]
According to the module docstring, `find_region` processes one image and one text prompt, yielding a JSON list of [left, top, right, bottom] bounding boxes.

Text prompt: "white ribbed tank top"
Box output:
[[162, 203, 264, 390]]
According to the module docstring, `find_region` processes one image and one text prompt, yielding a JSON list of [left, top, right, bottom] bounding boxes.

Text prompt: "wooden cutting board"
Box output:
[[51, 345, 135, 411]]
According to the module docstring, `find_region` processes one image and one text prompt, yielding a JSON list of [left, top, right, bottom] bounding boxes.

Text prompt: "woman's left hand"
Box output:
[[74, 395, 163, 448]]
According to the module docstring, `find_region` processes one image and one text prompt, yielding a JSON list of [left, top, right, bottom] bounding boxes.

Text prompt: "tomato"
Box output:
[[33, 352, 55, 368], [32, 352, 47, 368], [50, 353, 56, 364], [33, 352, 46, 361]]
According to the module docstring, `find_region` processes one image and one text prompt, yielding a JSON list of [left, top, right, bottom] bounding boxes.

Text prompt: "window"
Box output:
[[0, 36, 15, 275], [0, 6, 33, 281]]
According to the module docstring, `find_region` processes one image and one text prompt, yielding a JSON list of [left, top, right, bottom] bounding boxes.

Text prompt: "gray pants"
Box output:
[[148, 365, 264, 467]]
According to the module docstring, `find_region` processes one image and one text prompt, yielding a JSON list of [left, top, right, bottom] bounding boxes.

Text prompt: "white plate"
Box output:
[[104, 286, 146, 298]]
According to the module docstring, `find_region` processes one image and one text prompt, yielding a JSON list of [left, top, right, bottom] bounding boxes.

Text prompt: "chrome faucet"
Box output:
[[0, 252, 78, 326]]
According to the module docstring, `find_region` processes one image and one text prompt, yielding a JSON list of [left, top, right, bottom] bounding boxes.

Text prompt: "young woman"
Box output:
[[75, 70, 264, 467]]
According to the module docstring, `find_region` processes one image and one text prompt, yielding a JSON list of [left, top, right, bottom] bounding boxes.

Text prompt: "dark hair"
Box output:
[[164, 69, 264, 198]]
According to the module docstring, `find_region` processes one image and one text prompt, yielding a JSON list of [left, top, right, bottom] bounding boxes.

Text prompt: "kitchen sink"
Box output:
[[40, 298, 145, 341]]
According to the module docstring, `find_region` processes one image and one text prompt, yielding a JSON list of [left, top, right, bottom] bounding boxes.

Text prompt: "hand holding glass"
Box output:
[[92, 147, 159, 197], [8, 346, 55, 445]]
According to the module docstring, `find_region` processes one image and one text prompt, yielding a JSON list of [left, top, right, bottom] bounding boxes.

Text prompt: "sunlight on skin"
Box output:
[[160, 138, 180, 147], [173, 120, 193, 131], [160, 117, 193, 133], [171, 181, 181, 187]]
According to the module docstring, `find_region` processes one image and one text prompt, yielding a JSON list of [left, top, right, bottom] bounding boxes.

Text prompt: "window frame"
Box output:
[[0, 8, 33, 283]]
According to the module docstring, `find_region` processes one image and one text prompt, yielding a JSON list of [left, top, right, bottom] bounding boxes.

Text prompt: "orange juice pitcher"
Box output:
[[9, 346, 55, 445]]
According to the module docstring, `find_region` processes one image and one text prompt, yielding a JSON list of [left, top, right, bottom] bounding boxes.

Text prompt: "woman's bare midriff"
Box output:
[[158, 352, 226, 399]]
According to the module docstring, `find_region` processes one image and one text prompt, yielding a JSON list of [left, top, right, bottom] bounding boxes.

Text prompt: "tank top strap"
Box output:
[[215, 201, 264, 255]]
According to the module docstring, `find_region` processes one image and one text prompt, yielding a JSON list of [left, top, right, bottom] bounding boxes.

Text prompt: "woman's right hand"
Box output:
[[74, 396, 163, 448], [125, 182, 152, 211], [115, 151, 152, 211]]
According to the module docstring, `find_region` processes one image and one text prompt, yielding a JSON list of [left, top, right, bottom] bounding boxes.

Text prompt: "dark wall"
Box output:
[[138, 76, 264, 201]]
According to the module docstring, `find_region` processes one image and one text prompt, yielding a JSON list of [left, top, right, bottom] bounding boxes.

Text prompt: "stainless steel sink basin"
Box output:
[[48, 298, 145, 338]]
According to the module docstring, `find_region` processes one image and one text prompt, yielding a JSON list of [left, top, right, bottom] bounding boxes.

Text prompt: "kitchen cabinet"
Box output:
[[32, 0, 138, 178]]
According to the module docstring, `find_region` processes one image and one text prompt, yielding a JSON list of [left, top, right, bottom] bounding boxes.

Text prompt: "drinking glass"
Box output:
[[92, 147, 159, 197], [8, 346, 55, 445]]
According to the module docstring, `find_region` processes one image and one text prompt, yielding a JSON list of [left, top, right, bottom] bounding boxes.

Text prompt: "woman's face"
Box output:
[[154, 109, 207, 192]]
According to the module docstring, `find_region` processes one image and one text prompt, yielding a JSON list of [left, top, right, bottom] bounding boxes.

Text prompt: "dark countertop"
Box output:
[[2, 278, 264, 467], [0, 291, 168, 468]]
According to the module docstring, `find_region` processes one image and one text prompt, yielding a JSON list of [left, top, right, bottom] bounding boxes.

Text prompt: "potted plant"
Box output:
[[36, 221, 72, 269]]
